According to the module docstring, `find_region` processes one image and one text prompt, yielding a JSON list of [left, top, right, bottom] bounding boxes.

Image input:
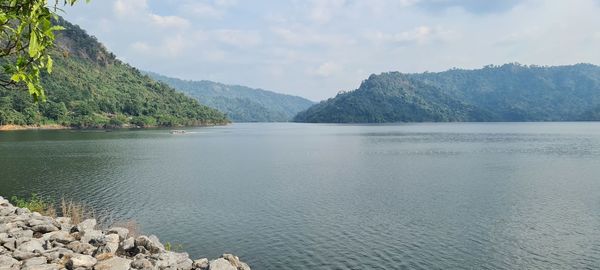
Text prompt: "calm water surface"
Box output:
[[2, 123, 600, 269]]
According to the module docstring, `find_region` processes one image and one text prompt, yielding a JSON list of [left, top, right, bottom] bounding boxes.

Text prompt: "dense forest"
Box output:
[[0, 18, 228, 128], [147, 72, 314, 122], [294, 63, 600, 123]]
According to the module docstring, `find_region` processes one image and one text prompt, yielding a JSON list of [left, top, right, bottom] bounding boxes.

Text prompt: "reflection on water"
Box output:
[[2, 122, 600, 269]]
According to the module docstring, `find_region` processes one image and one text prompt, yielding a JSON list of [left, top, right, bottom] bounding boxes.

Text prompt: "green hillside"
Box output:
[[294, 63, 600, 123], [0, 18, 228, 128], [147, 72, 314, 122]]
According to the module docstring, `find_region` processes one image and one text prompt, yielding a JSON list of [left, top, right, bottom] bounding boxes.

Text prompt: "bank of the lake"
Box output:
[[3, 122, 600, 269], [0, 196, 250, 270]]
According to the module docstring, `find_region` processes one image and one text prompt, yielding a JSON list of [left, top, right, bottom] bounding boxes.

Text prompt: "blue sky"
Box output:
[[63, 0, 600, 101]]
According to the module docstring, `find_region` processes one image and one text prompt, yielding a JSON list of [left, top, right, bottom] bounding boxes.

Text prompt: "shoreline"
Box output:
[[0, 122, 229, 132], [0, 196, 250, 269]]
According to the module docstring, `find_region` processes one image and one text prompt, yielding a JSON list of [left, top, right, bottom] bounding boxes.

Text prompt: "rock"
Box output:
[[121, 237, 135, 251], [67, 241, 95, 255], [104, 234, 119, 253], [93, 256, 131, 270], [0, 254, 18, 267], [31, 224, 59, 234], [134, 235, 164, 254], [11, 249, 37, 260], [17, 239, 44, 253], [9, 228, 33, 239], [130, 257, 153, 269], [80, 230, 104, 246], [209, 258, 237, 270], [65, 254, 97, 269], [154, 252, 192, 270], [192, 258, 209, 269], [107, 227, 129, 241], [44, 231, 74, 244], [22, 256, 48, 267], [21, 264, 60, 270], [73, 219, 96, 233]]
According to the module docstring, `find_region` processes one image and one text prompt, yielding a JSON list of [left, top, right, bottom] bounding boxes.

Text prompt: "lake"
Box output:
[[2, 122, 600, 269]]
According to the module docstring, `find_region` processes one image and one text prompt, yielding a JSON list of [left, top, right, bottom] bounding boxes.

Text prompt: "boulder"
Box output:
[[22, 256, 48, 267], [0, 254, 18, 267], [65, 254, 97, 269], [192, 258, 209, 269], [107, 227, 129, 241], [130, 257, 153, 269], [94, 256, 131, 270], [31, 224, 59, 234], [73, 219, 96, 233], [134, 235, 164, 254], [17, 239, 44, 253], [209, 258, 237, 270], [43, 231, 74, 244]]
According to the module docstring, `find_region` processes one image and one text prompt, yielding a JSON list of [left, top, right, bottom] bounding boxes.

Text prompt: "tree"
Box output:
[[0, 0, 89, 101]]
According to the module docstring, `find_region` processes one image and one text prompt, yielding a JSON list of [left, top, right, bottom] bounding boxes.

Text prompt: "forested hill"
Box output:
[[294, 63, 600, 123], [0, 18, 228, 128], [147, 72, 314, 122]]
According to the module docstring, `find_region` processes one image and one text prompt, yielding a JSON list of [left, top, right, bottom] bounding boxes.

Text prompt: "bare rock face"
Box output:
[[0, 196, 251, 270]]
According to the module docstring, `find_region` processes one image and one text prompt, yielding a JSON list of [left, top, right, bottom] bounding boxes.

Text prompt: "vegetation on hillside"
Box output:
[[294, 63, 600, 123], [0, 0, 89, 101], [0, 18, 228, 128], [147, 72, 314, 122]]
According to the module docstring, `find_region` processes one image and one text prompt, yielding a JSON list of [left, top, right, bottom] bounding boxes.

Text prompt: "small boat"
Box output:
[[170, 130, 186, 134]]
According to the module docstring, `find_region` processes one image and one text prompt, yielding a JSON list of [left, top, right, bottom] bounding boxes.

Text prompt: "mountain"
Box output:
[[147, 72, 314, 122], [294, 63, 600, 123], [0, 18, 228, 128]]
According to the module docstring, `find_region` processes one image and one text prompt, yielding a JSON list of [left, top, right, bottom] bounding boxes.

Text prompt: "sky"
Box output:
[[63, 0, 600, 101]]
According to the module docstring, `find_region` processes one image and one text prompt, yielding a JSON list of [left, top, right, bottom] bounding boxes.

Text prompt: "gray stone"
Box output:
[[134, 236, 164, 254], [208, 258, 236, 270], [130, 258, 154, 269], [12, 249, 37, 260], [93, 256, 132, 270], [32, 224, 59, 234], [107, 227, 129, 241], [21, 264, 60, 270], [22, 256, 48, 267], [67, 241, 95, 255], [44, 231, 74, 244], [17, 240, 44, 253], [121, 237, 135, 251], [74, 219, 96, 233], [80, 230, 104, 246], [66, 254, 97, 269], [0, 255, 18, 267], [104, 234, 119, 254], [192, 258, 209, 270]]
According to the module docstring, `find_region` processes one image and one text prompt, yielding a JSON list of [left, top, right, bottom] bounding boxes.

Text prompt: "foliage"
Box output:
[[147, 72, 314, 122], [294, 63, 600, 123], [0, 0, 89, 101], [0, 18, 229, 128], [11, 193, 54, 216]]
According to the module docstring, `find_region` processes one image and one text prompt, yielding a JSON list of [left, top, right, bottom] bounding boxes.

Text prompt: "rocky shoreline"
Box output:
[[0, 196, 250, 270]]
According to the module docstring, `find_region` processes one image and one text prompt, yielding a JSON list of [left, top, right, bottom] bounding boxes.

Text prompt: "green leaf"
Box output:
[[29, 32, 41, 58], [46, 56, 53, 74], [10, 73, 25, 82]]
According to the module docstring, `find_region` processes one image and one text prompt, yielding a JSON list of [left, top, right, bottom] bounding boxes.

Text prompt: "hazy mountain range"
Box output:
[[146, 72, 314, 122]]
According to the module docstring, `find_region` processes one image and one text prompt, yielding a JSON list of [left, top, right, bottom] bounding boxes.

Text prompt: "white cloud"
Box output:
[[309, 0, 346, 24], [63, 0, 600, 101], [214, 30, 261, 48], [313, 61, 341, 77]]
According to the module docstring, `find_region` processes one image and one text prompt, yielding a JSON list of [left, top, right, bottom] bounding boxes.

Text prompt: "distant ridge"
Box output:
[[294, 63, 600, 123], [147, 72, 314, 122]]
